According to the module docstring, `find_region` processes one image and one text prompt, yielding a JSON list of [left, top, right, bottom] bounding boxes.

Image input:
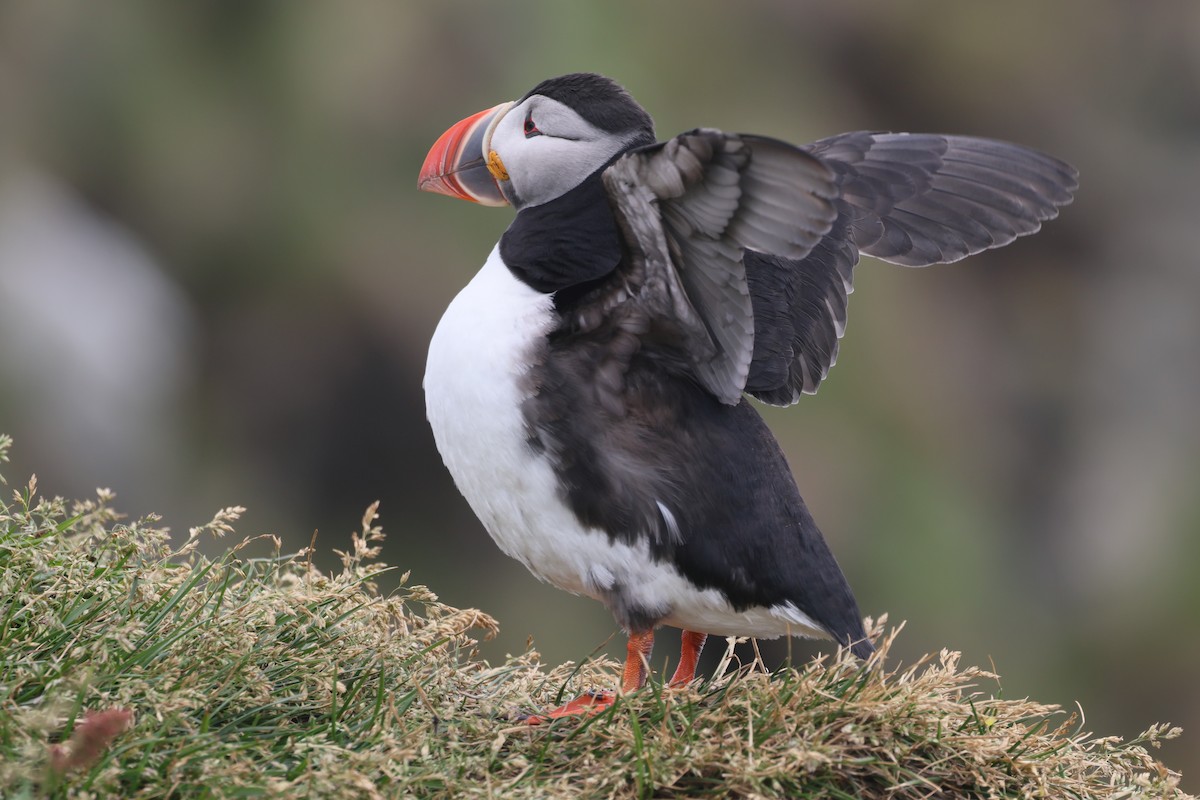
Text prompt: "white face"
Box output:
[[485, 95, 637, 209]]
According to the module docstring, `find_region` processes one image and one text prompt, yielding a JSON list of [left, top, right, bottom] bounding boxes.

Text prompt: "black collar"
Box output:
[[499, 167, 623, 296]]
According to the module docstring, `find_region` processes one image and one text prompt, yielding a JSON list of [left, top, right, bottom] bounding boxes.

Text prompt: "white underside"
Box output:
[[423, 245, 827, 640]]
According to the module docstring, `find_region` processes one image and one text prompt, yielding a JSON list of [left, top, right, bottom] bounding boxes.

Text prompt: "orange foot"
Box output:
[[521, 630, 668, 725], [522, 689, 615, 725]]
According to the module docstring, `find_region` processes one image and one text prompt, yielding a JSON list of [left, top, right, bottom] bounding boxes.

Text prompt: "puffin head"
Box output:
[[419, 73, 655, 210]]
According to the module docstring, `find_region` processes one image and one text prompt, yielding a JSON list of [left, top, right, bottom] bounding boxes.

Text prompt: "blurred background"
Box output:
[[1, 0, 1197, 786]]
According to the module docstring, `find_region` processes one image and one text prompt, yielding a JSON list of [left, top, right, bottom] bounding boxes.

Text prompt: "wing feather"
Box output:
[[745, 132, 1077, 404], [581, 128, 1076, 407], [602, 129, 839, 404]]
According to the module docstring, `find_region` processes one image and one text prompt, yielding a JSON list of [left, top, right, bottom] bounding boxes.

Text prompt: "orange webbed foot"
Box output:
[[521, 629, 657, 725], [521, 689, 616, 725]]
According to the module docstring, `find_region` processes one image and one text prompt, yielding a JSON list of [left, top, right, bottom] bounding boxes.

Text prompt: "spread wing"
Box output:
[[600, 128, 840, 405], [589, 128, 1077, 409], [748, 131, 1080, 405], [806, 131, 1079, 267]]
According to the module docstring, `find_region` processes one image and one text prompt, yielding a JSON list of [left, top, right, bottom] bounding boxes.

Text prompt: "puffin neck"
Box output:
[[499, 165, 625, 295]]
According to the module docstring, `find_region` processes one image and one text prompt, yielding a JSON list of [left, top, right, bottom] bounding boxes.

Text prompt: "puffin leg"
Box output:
[[523, 630, 655, 724], [620, 629, 656, 693], [668, 629, 708, 687]]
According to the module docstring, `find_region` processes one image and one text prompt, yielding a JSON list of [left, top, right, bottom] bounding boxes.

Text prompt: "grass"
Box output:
[[0, 432, 1191, 799]]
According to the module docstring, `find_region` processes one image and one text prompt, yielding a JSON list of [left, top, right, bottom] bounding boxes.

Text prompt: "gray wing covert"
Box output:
[[603, 129, 839, 405]]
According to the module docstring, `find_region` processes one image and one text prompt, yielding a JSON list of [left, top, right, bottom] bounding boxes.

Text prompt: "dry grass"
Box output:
[[0, 433, 1190, 799]]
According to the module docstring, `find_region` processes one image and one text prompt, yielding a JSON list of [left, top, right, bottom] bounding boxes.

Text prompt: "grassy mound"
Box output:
[[0, 434, 1190, 798]]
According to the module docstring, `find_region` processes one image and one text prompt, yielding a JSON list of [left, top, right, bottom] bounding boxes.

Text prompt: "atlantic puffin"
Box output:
[[418, 73, 1076, 720]]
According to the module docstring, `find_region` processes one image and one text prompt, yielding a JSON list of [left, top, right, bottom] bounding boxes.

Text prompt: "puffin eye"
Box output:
[[523, 113, 541, 138]]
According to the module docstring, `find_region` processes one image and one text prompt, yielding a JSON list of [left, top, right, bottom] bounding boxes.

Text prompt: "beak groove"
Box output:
[[418, 102, 513, 206]]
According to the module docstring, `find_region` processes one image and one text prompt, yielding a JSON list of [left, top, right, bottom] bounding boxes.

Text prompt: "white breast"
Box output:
[[423, 246, 597, 596], [423, 246, 828, 640]]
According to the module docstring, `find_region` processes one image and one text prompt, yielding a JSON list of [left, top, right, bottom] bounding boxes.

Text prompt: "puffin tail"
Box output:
[[848, 635, 876, 660]]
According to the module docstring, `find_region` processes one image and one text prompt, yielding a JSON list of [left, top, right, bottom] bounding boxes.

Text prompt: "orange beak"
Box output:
[[418, 102, 512, 206]]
